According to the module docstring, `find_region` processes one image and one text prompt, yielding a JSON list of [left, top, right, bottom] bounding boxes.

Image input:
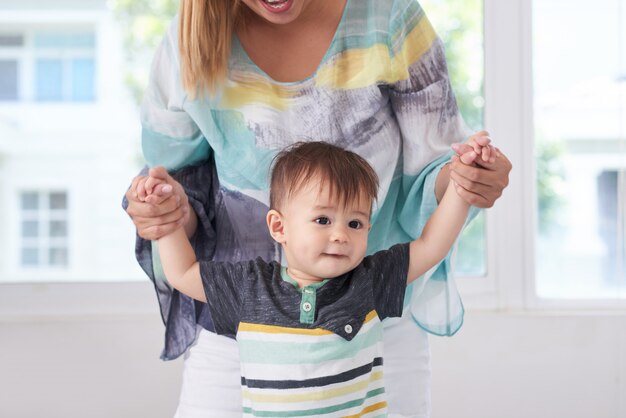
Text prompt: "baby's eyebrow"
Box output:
[[352, 210, 370, 219]]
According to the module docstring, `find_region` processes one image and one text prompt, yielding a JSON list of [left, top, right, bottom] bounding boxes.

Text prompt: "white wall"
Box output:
[[0, 310, 182, 418], [431, 312, 625, 418], [1, 308, 623, 418]]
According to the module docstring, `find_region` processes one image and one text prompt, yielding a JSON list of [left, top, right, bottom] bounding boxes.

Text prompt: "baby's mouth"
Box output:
[[323, 253, 347, 258]]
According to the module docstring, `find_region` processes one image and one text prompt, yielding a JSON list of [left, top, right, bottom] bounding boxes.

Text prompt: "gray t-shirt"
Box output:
[[199, 242, 410, 340]]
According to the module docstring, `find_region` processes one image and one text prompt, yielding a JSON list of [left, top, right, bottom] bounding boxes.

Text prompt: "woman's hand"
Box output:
[[125, 166, 193, 240], [449, 131, 512, 208]]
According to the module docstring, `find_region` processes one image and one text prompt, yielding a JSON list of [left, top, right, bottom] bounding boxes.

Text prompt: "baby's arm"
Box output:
[[406, 135, 495, 283], [158, 229, 205, 301], [149, 175, 206, 302]]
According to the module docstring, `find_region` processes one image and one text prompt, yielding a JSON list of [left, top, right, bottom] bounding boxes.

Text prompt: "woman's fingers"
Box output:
[[452, 180, 491, 208], [125, 167, 192, 240], [131, 196, 187, 240], [145, 183, 176, 205], [450, 152, 511, 208]]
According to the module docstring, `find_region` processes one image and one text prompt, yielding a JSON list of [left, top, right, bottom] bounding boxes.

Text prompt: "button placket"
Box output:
[[299, 286, 317, 324]]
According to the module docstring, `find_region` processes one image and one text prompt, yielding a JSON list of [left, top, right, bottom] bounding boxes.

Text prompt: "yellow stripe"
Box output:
[[342, 401, 388, 418], [363, 310, 377, 323], [242, 371, 384, 403], [238, 310, 379, 336], [220, 16, 436, 107], [316, 15, 437, 89], [221, 73, 295, 110], [238, 322, 333, 335]]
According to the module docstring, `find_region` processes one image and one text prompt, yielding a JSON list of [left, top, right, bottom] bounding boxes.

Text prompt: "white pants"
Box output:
[[174, 310, 431, 418]]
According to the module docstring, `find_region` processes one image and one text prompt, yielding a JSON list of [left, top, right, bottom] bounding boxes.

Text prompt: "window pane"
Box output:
[[66, 33, 96, 49], [36, 59, 63, 101], [21, 193, 39, 210], [21, 248, 39, 266], [35, 32, 95, 49], [49, 247, 68, 266], [422, 0, 486, 276], [71, 58, 95, 101], [0, 35, 23, 47], [50, 220, 67, 237], [534, 0, 626, 298], [0, 60, 18, 100], [22, 221, 39, 238], [34, 32, 68, 48], [49, 192, 67, 210]]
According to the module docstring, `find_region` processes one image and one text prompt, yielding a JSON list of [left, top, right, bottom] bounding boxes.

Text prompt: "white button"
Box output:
[[302, 302, 312, 312], [344, 324, 353, 334], [304, 288, 314, 294]]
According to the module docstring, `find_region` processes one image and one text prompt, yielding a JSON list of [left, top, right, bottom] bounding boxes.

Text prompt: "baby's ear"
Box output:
[[266, 209, 286, 244]]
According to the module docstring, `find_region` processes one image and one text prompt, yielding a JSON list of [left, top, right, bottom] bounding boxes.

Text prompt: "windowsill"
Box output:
[[0, 281, 161, 321], [465, 307, 626, 318], [2, 279, 625, 323]]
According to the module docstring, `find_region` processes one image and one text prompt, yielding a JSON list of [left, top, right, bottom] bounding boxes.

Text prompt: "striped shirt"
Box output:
[[138, 0, 473, 360], [200, 244, 410, 417]]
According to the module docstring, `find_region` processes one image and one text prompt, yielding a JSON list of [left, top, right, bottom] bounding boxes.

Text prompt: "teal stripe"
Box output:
[[325, 0, 389, 59], [142, 125, 210, 171], [243, 388, 385, 417], [388, 0, 426, 55], [238, 321, 383, 364], [211, 110, 276, 190]]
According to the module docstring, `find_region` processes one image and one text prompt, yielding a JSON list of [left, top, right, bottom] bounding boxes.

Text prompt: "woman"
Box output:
[[125, 0, 512, 417]]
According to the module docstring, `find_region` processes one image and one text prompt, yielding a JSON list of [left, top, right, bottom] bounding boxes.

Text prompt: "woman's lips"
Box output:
[[259, 0, 293, 14]]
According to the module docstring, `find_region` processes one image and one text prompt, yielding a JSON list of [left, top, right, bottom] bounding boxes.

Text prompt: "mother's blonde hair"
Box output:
[[178, 0, 243, 99]]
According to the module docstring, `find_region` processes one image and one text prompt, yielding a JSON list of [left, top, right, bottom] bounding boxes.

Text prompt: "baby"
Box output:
[[135, 137, 495, 417]]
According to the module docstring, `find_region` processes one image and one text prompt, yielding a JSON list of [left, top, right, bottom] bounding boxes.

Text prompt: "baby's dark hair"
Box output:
[[269, 141, 379, 213]]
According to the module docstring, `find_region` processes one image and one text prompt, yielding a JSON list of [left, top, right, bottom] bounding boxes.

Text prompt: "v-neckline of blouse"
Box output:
[[230, 0, 350, 87]]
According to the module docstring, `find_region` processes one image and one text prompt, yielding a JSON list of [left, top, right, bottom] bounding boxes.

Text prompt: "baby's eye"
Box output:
[[315, 217, 331, 225], [348, 220, 362, 229]]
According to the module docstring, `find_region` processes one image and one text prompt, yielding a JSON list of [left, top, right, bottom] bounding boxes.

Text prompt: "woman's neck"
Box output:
[[236, 0, 347, 83]]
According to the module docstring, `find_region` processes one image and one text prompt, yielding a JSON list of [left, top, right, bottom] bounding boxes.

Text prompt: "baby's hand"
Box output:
[[131, 174, 172, 202], [451, 131, 498, 165]]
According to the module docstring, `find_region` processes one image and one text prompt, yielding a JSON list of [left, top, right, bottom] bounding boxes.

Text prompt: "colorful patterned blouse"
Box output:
[[136, 0, 471, 360]]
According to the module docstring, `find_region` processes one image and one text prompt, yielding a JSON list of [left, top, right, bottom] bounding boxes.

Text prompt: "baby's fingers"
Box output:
[[144, 176, 164, 195], [134, 177, 151, 202], [481, 144, 497, 164], [468, 131, 492, 152]]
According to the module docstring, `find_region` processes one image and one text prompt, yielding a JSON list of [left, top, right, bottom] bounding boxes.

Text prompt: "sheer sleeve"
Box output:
[[122, 19, 222, 360], [140, 20, 211, 170], [385, 0, 480, 336], [122, 161, 220, 360]]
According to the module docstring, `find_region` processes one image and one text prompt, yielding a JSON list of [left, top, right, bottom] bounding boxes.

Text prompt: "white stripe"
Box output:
[[242, 340, 384, 381], [243, 379, 387, 416], [236, 314, 382, 344]]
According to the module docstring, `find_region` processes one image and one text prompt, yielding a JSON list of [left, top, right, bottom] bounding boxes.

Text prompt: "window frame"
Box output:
[[3, 0, 625, 318], [19, 190, 70, 269], [0, 26, 96, 103]]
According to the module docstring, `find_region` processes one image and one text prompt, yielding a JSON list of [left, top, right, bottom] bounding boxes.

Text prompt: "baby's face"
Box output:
[[278, 178, 371, 284]]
